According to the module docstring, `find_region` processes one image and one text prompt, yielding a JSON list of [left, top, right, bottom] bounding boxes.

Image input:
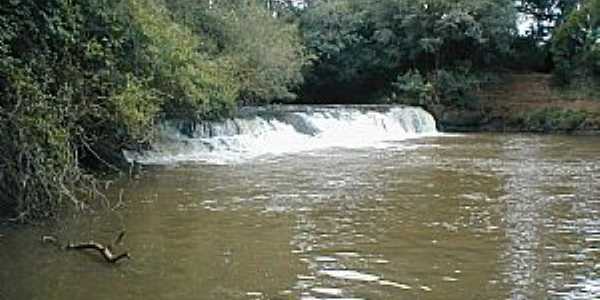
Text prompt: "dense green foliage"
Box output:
[[551, 0, 600, 86], [166, 0, 309, 105], [508, 107, 597, 132], [513, 0, 600, 88], [1, 0, 598, 221], [0, 0, 308, 220], [1, 0, 133, 220], [299, 0, 599, 103], [300, 0, 516, 102]]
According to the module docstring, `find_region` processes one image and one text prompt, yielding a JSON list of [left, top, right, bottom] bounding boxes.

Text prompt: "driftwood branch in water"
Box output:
[[113, 230, 126, 246], [41, 235, 59, 245], [66, 241, 130, 263], [43, 231, 130, 264]]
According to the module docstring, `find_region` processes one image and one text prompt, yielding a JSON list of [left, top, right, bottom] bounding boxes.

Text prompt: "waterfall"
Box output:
[[124, 105, 439, 164]]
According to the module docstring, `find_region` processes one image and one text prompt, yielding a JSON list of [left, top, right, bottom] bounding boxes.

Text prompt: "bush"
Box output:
[[510, 37, 553, 72], [127, 0, 239, 120], [0, 66, 94, 220], [388, 70, 433, 106], [384, 68, 490, 109], [521, 108, 588, 132], [167, 0, 310, 106], [0, 0, 271, 221], [0, 0, 310, 221], [432, 69, 480, 109], [552, 0, 600, 86]]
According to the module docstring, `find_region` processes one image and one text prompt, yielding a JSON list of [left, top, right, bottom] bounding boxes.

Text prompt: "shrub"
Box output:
[[388, 70, 433, 106], [522, 108, 588, 132], [0, 0, 277, 221], [127, 0, 239, 120], [432, 69, 480, 109], [552, 0, 600, 86]]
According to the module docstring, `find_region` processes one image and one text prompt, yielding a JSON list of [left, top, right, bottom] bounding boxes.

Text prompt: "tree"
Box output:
[[167, 0, 310, 105], [128, 0, 239, 119], [299, 0, 517, 102], [517, 0, 581, 41], [552, 0, 600, 85]]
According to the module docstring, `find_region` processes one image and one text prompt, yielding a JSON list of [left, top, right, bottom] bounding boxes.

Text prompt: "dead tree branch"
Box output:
[[42, 231, 130, 264], [66, 241, 130, 263]]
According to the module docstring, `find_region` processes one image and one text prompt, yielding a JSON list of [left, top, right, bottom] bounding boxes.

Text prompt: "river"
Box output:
[[1, 106, 599, 299]]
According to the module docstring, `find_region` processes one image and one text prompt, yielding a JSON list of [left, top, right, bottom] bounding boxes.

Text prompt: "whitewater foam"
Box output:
[[124, 105, 439, 165]]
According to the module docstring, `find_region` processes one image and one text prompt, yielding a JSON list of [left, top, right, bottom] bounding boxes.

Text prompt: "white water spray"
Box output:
[[124, 105, 439, 164]]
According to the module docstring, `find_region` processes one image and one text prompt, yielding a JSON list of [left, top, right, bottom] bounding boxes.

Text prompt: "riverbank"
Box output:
[[431, 73, 600, 134]]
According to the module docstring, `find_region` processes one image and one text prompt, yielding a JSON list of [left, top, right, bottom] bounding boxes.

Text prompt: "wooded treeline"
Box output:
[[0, 0, 598, 221]]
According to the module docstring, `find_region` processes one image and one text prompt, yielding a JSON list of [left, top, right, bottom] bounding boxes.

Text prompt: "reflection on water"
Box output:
[[501, 137, 547, 299], [0, 134, 599, 300], [498, 136, 600, 299]]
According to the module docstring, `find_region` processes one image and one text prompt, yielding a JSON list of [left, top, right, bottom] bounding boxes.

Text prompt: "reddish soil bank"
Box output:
[[433, 73, 600, 133], [480, 73, 600, 115]]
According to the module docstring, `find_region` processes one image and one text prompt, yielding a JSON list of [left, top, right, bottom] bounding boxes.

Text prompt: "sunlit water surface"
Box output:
[[1, 134, 599, 300]]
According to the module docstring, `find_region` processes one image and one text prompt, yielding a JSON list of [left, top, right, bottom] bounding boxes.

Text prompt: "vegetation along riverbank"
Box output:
[[1, 0, 599, 221]]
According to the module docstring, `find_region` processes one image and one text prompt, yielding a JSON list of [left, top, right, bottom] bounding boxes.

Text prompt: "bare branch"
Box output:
[[113, 230, 126, 247], [67, 241, 130, 264]]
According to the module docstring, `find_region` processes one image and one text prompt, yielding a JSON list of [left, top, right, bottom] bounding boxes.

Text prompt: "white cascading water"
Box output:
[[124, 105, 439, 164]]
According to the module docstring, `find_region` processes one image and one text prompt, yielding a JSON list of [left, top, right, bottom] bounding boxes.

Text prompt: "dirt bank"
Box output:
[[433, 73, 600, 133]]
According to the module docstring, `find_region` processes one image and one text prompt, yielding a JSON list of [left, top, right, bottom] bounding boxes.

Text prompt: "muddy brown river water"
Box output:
[[1, 134, 599, 300]]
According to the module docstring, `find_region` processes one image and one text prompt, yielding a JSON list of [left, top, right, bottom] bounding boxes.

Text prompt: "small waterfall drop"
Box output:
[[124, 105, 439, 164]]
